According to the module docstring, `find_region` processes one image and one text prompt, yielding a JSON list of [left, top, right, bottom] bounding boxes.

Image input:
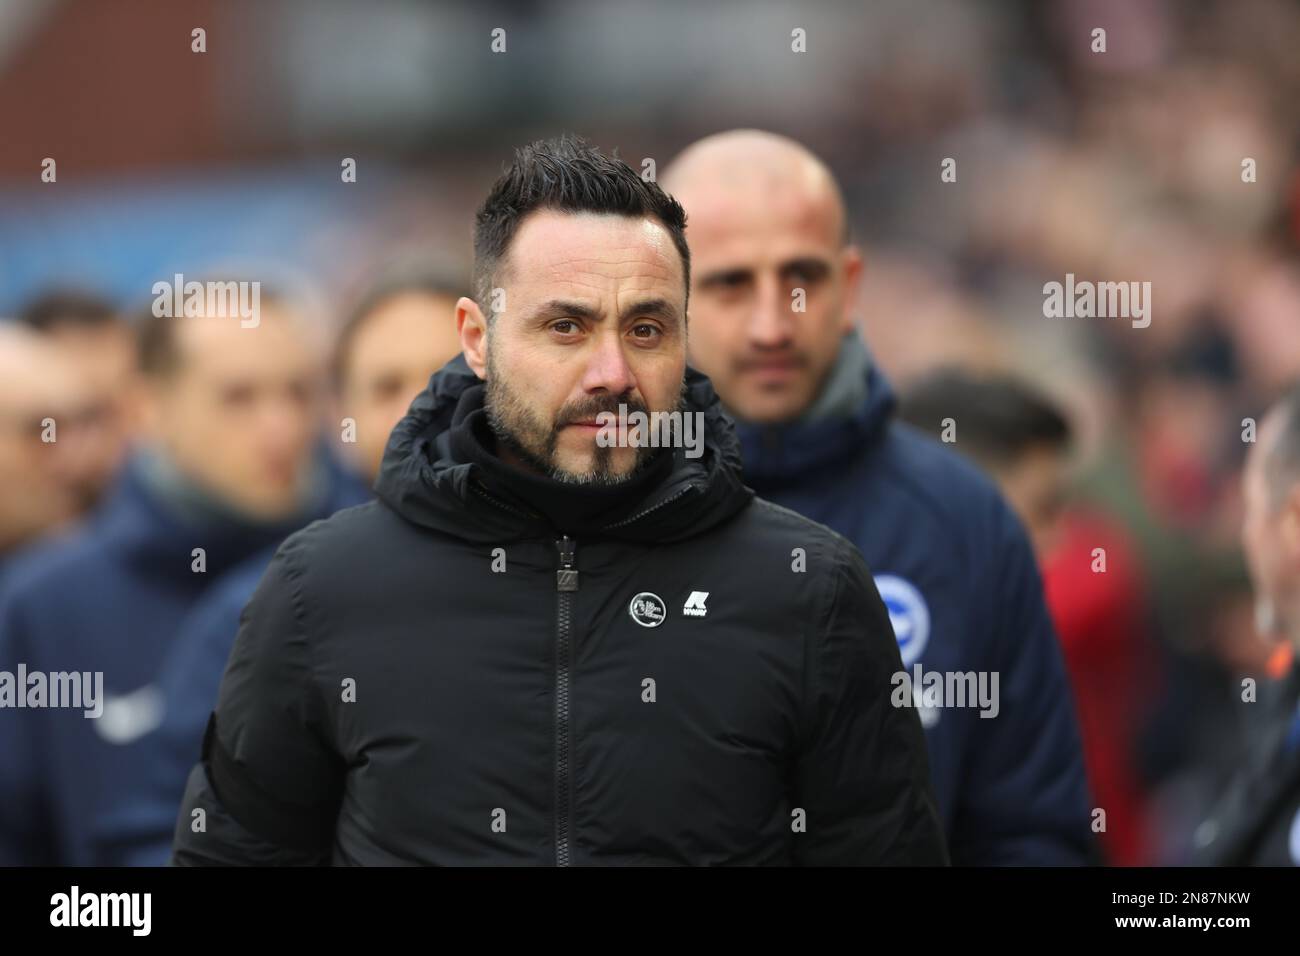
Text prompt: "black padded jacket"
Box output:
[[170, 357, 948, 866]]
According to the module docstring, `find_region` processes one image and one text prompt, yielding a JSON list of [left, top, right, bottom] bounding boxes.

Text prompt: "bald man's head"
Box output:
[[663, 130, 862, 424], [663, 130, 850, 245], [0, 325, 83, 551]]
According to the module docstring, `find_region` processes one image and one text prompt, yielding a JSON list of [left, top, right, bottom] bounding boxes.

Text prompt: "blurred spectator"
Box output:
[[331, 265, 466, 482], [0, 325, 82, 569], [1192, 382, 1300, 865], [18, 291, 137, 512], [900, 369, 1156, 865], [100, 267, 466, 864], [0, 292, 365, 865]]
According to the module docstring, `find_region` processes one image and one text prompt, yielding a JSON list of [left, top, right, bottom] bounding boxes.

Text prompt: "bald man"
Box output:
[[0, 325, 82, 568], [664, 131, 1092, 864]]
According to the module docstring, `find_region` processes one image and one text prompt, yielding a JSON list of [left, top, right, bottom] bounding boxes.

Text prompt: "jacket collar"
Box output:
[[732, 332, 896, 490], [95, 453, 347, 581]]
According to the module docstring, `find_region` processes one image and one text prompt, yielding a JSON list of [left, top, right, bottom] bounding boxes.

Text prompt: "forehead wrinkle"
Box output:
[[524, 258, 678, 300], [511, 212, 682, 282], [538, 248, 675, 274]]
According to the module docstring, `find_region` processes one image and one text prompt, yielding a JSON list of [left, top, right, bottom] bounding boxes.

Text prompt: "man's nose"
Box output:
[[256, 394, 310, 448], [580, 331, 636, 395], [748, 272, 793, 349]]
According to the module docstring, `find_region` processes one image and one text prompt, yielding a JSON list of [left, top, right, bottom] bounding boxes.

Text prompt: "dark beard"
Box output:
[[484, 348, 687, 486]]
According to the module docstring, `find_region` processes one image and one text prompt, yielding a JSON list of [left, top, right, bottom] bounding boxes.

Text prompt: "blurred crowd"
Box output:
[[2, 0, 1300, 865], [847, 0, 1300, 864]]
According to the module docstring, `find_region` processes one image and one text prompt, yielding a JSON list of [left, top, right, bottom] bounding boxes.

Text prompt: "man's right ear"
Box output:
[[457, 297, 489, 379]]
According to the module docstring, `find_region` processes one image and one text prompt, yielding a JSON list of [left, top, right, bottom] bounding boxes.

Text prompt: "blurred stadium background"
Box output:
[[3, 0, 1300, 865]]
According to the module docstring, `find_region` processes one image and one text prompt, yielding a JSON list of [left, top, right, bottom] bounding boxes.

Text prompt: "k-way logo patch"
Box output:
[[682, 591, 709, 617]]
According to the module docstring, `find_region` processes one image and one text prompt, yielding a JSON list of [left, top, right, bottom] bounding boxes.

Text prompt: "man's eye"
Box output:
[[785, 262, 828, 286], [220, 385, 256, 407], [788, 267, 823, 286], [630, 323, 661, 341], [551, 320, 579, 335], [287, 379, 316, 405], [371, 374, 405, 401]]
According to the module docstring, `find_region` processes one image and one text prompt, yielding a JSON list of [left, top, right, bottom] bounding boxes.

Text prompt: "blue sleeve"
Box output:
[[92, 575, 256, 866], [949, 502, 1095, 865], [0, 582, 55, 865]]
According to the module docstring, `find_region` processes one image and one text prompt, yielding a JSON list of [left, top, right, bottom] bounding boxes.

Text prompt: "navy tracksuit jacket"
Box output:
[[0, 454, 367, 865], [731, 336, 1093, 864]]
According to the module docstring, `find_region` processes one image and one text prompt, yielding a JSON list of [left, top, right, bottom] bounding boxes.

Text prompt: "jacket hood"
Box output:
[[732, 333, 896, 490], [374, 354, 754, 544]]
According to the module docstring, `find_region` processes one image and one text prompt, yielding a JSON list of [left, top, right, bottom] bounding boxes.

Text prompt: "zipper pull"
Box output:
[[556, 535, 578, 592]]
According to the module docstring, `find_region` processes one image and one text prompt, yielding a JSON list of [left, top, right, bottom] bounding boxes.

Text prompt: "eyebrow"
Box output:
[[696, 256, 832, 287], [784, 257, 831, 280], [528, 297, 682, 326]]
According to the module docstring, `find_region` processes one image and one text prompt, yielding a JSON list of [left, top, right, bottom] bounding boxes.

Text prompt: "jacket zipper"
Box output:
[[554, 534, 578, 866], [471, 483, 697, 866]]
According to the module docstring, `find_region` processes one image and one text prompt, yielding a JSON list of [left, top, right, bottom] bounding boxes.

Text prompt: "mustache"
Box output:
[[733, 351, 809, 371], [555, 393, 649, 427]]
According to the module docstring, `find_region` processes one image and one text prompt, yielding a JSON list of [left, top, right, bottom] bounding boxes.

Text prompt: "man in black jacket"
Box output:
[[170, 135, 947, 866]]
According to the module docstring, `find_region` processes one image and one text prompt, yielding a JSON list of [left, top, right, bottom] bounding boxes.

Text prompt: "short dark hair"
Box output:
[[899, 368, 1072, 467], [135, 284, 292, 378], [332, 264, 466, 388], [472, 135, 690, 317], [19, 290, 119, 334]]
